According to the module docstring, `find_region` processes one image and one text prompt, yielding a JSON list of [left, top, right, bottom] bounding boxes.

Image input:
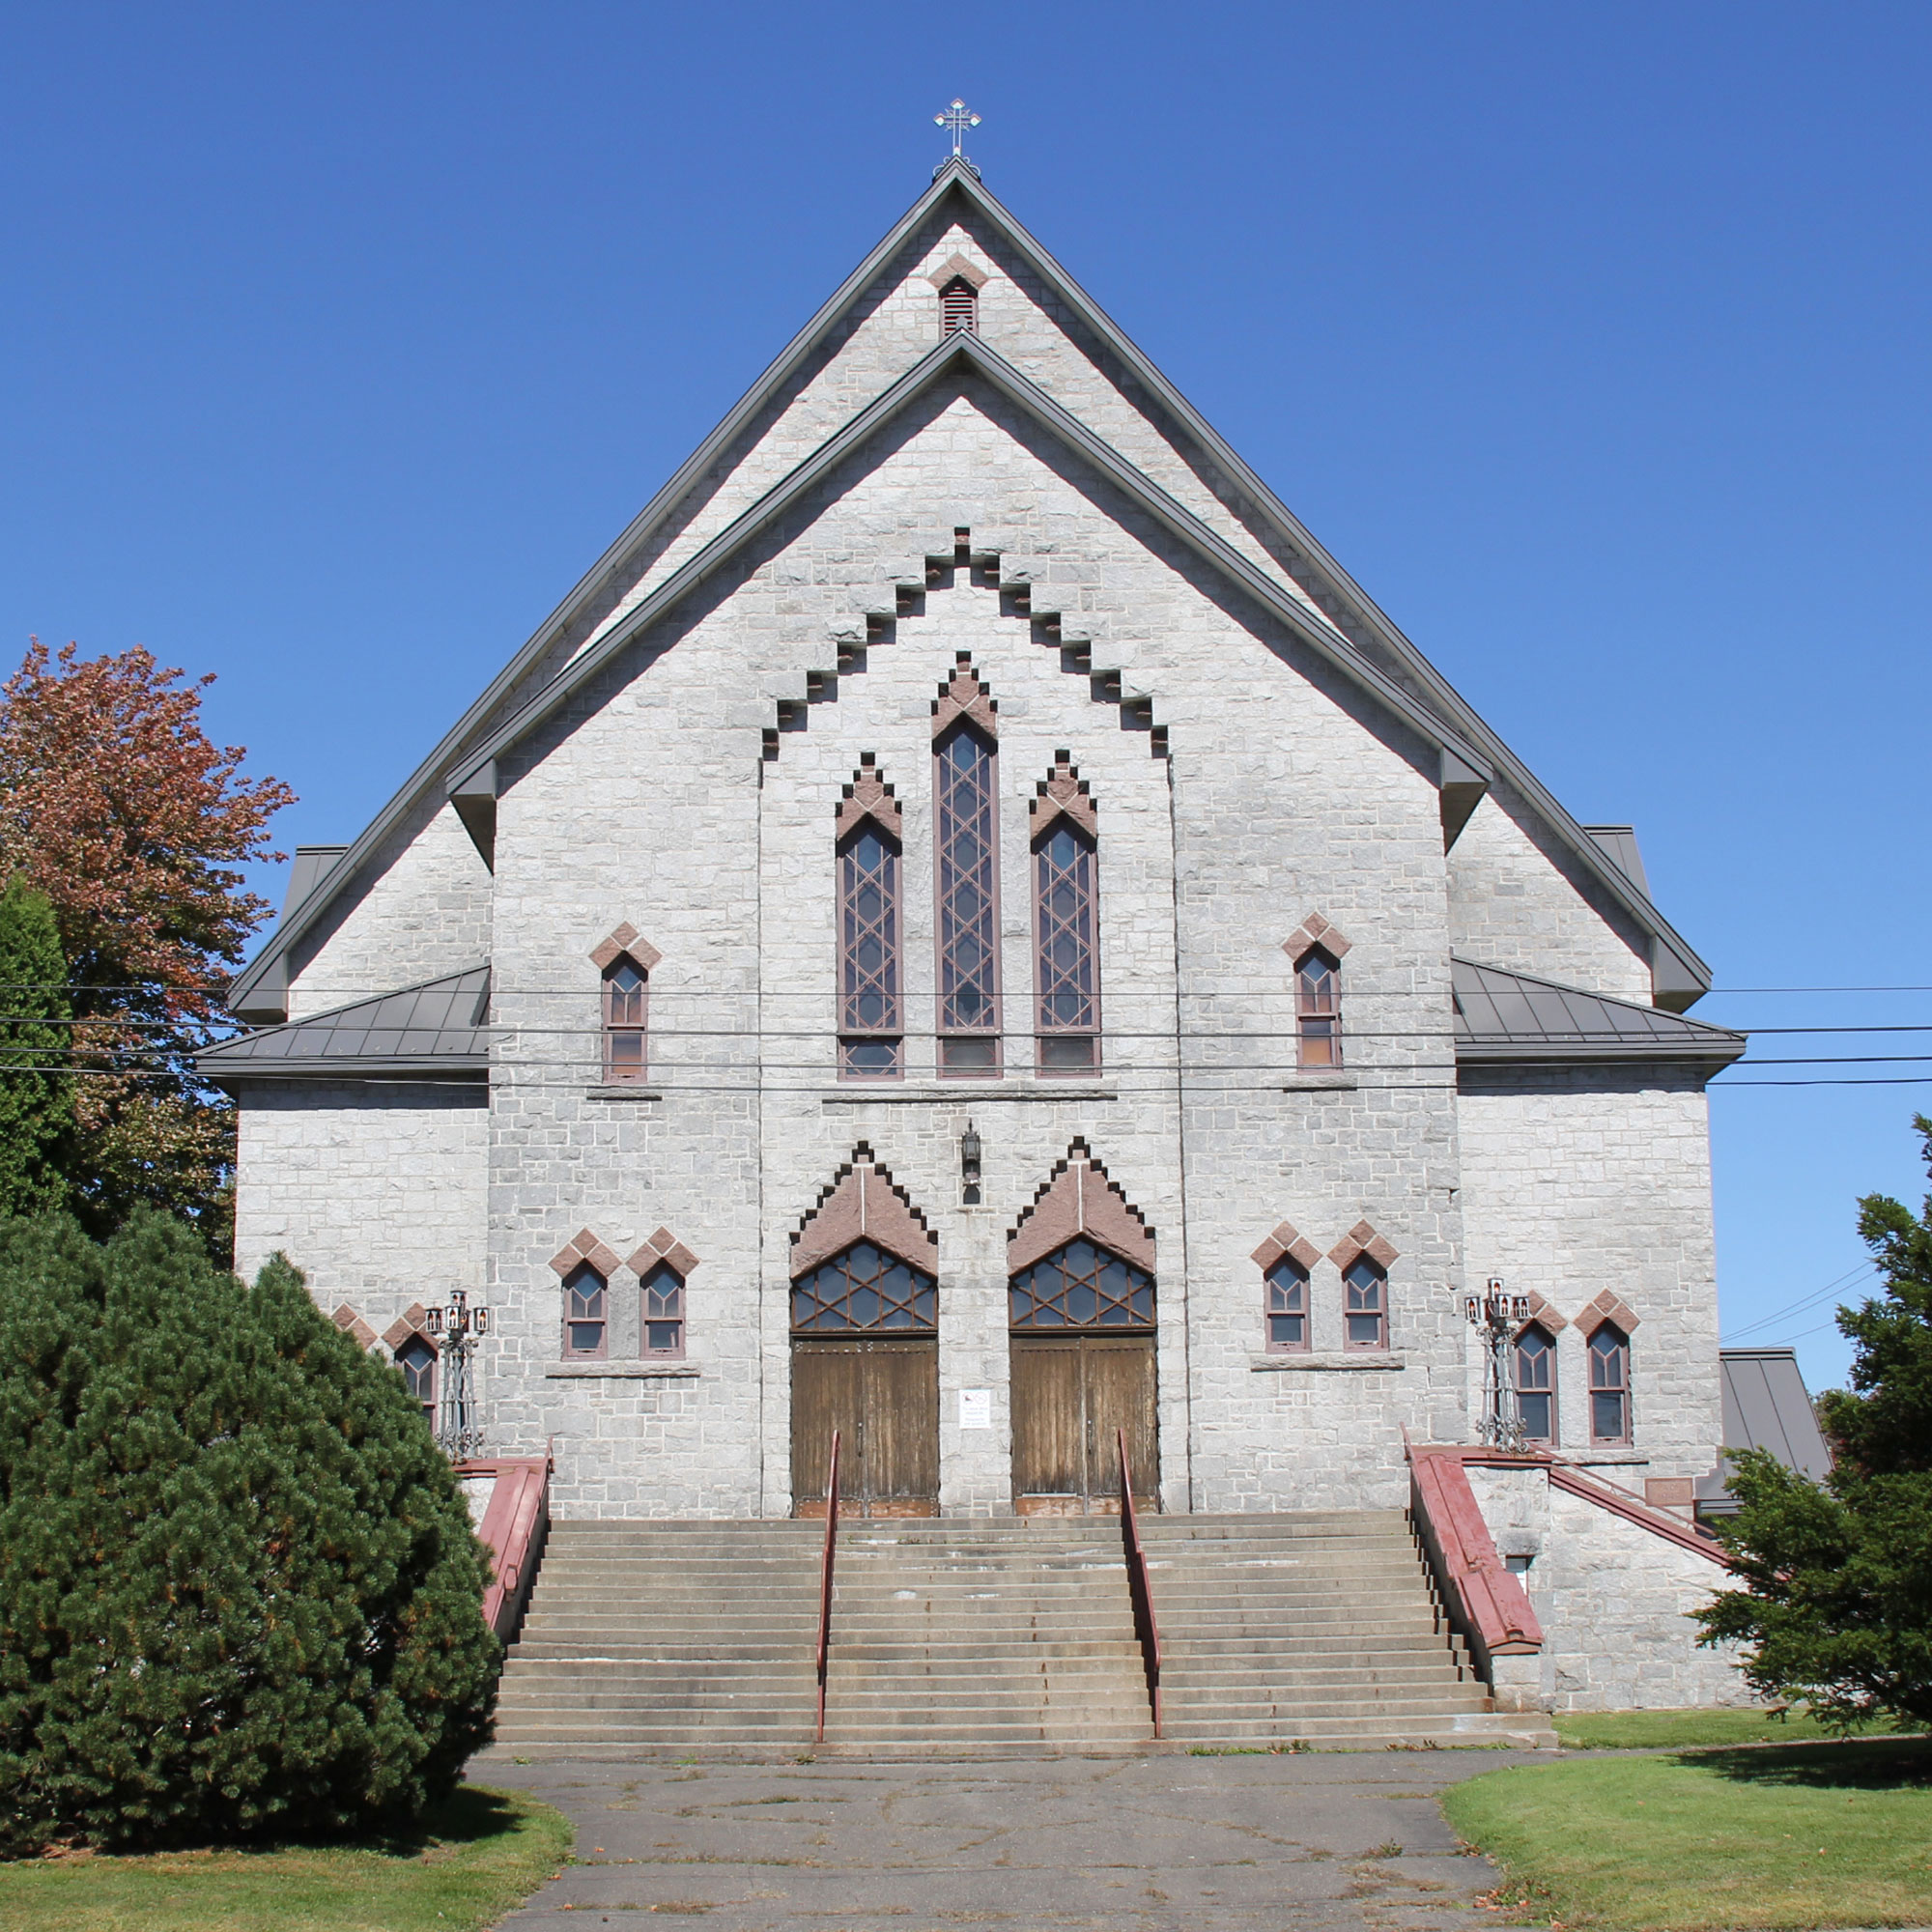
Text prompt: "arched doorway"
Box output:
[[1007, 1150, 1158, 1516], [789, 1153, 941, 1520]]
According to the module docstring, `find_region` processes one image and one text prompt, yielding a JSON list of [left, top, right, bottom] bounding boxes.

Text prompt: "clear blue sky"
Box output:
[[5, 2, 1927, 1389]]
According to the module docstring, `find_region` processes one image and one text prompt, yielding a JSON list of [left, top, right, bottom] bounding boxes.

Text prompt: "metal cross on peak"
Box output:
[[935, 99, 980, 160]]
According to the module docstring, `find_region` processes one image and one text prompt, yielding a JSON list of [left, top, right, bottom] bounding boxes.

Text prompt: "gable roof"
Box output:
[[230, 160, 1713, 1020], [202, 965, 490, 1083], [1452, 958, 1744, 1073]]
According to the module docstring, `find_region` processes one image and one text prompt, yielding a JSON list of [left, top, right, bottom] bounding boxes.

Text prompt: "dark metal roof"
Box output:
[[229, 158, 1715, 1019], [200, 966, 491, 1082], [1697, 1348, 1833, 1510], [1453, 958, 1746, 1070]]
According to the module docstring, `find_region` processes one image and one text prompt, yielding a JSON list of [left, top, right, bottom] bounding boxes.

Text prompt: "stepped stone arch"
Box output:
[[790, 1144, 938, 1279], [1007, 1141, 1155, 1275]]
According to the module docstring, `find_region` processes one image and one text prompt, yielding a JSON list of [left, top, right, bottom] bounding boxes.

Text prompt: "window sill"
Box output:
[[544, 1360, 699, 1379], [1280, 1073, 1357, 1091], [821, 1084, 1119, 1104], [584, 1087, 664, 1101], [1251, 1350, 1406, 1372], [1566, 1447, 1645, 1464]]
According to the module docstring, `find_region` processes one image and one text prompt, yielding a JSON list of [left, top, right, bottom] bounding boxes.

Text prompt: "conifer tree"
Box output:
[[0, 877, 71, 1214], [1696, 1115, 1932, 1727], [0, 1214, 498, 1852]]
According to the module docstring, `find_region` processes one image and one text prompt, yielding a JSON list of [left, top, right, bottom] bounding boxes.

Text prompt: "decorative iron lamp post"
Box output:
[[1464, 1277, 1531, 1451], [424, 1289, 491, 1461]]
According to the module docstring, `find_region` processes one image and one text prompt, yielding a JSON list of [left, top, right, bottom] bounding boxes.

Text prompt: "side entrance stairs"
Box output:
[[489, 1510, 1547, 1756]]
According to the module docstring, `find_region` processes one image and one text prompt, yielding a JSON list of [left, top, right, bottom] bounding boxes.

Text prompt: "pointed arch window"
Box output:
[[640, 1260, 686, 1358], [838, 762, 902, 1078], [940, 275, 978, 335], [1264, 1255, 1311, 1353], [1343, 1255, 1387, 1350], [395, 1333, 438, 1421], [602, 957, 648, 1084], [1589, 1323, 1632, 1443], [1514, 1324, 1557, 1442], [792, 1241, 937, 1333], [1009, 1238, 1153, 1330], [1032, 761, 1100, 1074], [563, 1261, 608, 1358], [935, 722, 1001, 1074], [1295, 949, 1341, 1068]]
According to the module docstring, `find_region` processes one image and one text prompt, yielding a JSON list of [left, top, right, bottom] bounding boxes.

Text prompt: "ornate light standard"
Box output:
[[425, 1289, 491, 1461], [1464, 1277, 1531, 1451]]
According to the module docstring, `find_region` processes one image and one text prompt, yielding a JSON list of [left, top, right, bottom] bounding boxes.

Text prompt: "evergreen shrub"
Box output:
[[0, 1213, 498, 1853]]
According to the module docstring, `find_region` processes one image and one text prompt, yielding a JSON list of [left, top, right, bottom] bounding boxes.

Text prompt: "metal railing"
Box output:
[[1117, 1426, 1163, 1739], [814, 1429, 841, 1745]]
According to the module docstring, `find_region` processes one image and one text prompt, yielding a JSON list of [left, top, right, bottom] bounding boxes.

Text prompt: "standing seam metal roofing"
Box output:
[[1452, 959, 1745, 1066], [199, 966, 491, 1076]]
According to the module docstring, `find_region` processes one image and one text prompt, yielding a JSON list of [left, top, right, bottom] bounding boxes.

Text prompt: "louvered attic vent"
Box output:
[[940, 276, 978, 335]]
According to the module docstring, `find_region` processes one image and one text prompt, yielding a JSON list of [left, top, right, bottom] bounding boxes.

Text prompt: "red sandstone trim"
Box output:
[[627, 1227, 701, 1278], [589, 923, 663, 973], [1327, 1220, 1400, 1272], [791, 1149, 939, 1279], [930, 656, 999, 739], [1008, 1142, 1156, 1274], [1251, 1221, 1321, 1272], [1577, 1289, 1641, 1336], [1030, 756, 1099, 838], [1283, 911, 1352, 962], [835, 757, 903, 839], [549, 1229, 623, 1279]]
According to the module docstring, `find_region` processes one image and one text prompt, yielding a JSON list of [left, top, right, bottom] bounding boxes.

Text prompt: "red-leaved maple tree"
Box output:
[[0, 639, 295, 1250]]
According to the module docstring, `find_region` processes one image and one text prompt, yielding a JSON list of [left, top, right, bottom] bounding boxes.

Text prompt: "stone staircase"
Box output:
[[1144, 1510, 1520, 1747], [489, 1509, 1543, 1756], [820, 1520, 1151, 1751]]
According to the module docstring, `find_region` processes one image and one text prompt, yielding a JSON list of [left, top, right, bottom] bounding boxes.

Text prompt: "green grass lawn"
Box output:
[[0, 1784, 572, 1932], [1552, 1706, 1901, 1750], [1443, 1737, 1932, 1930]]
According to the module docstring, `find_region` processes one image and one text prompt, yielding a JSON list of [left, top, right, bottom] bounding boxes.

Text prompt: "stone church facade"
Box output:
[[209, 161, 1748, 1698]]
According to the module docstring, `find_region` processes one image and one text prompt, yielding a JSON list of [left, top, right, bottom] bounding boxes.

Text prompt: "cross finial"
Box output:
[[935, 99, 980, 161]]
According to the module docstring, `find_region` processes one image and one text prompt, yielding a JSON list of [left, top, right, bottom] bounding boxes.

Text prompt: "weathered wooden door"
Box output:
[[1009, 1334, 1157, 1515], [791, 1338, 940, 1519]]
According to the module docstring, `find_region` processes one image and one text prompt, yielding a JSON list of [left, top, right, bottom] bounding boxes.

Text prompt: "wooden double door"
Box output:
[[791, 1338, 939, 1519], [1010, 1333, 1158, 1517]]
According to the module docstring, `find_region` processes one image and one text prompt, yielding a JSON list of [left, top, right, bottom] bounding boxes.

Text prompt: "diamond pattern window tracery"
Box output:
[[840, 825, 900, 1076], [1035, 822, 1097, 1047], [791, 1239, 938, 1334], [1009, 1237, 1154, 1331], [936, 726, 1000, 1055]]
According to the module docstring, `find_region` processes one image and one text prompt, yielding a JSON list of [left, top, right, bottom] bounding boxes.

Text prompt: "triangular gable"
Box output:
[[231, 159, 1710, 1019], [1008, 1146, 1154, 1275], [790, 1149, 938, 1280]]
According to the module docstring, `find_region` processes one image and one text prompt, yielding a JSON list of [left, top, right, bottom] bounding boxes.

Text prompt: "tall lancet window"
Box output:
[[932, 659, 1001, 1076], [1032, 756, 1100, 1073], [836, 757, 902, 1078]]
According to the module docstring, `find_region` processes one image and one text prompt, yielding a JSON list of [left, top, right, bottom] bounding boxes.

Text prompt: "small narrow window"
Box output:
[[935, 724, 1001, 1075], [640, 1260, 685, 1358], [1295, 949, 1341, 1068], [1343, 1256, 1387, 1351], [396, 1334, 438, 1422], [1514, 1324, 1557, 1442], [1035, 820, 1099, 1072], [940, 275, 978, 335], [1264, 1255, 1311, 1353], [839, 822, 901, 1077], [603, 956, 648, 1084], [1589, 1323, 1632, 1443], [564, 1262, 608, 1358]]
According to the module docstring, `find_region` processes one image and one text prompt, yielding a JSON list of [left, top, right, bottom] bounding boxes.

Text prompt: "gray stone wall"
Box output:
[[1471, 1463, 1749, 1711], [1457, 1069, 1722, 1483], [232, 1079, 489, 1334]]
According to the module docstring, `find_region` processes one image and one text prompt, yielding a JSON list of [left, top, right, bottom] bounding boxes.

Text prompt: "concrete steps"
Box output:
[[488, 1508, 1548, 1756]]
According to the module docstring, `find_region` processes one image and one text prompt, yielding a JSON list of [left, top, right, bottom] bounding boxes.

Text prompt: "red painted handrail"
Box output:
[[1118, 1426, 1162, 1739], [1406, 1446, 1543, 1684], [814, 1428, 841, 1745]]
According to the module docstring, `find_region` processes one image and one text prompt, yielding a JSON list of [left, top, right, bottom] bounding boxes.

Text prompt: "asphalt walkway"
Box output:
[[484, 1747, 1541, 1931]]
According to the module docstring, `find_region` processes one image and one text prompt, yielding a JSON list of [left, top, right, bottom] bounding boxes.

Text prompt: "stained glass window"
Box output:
[[564, 1262, 608, 1357], [1589, 1324, 1631, 1442], [1035, 821, 1098, 1071], [839, 824, 900, 1076], [641, 1261, 685, 1357], [396, 1334, 437, 1421], [1264, 1255, 1310, 1352], [1296, 949, 1341, 1068], [935, 726, 1000, 1073], [791, 1240, 937, 1333], [1514, 1324, 1556, 1441], [1343, 1256, 1386, 1350], [604, 956, 648, 1084], [1010, 1238, 1154, 1330]]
